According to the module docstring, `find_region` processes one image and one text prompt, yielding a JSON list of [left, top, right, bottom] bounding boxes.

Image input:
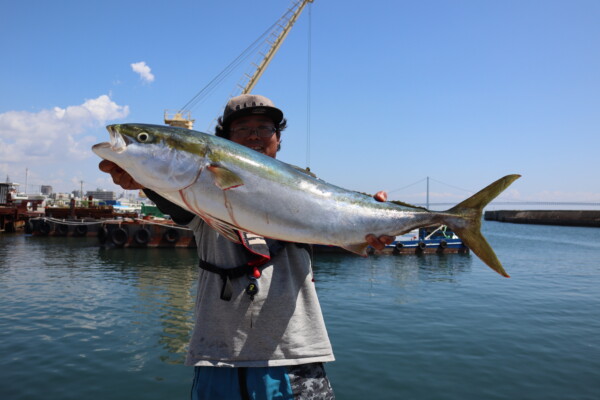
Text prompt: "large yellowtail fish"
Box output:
[[92, 124, 520, 277]]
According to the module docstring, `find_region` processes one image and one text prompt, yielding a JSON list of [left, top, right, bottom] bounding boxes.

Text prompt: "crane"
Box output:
[[240, 0, 313, 94], [164, 0, 314, 129]]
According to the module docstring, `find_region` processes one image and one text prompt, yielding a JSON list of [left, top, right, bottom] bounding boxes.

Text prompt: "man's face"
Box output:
[[229, 115, 280, 159]]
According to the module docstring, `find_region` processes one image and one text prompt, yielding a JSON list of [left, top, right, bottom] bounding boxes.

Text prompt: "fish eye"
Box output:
[[137, 132, 151, 142]]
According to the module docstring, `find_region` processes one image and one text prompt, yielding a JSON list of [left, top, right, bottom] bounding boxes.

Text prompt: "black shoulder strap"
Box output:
[[198, 232, 289, 301], [198, 259, 254, 301]]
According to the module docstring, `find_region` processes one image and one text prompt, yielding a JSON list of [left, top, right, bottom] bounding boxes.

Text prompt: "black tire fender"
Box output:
[[134, 228, 151, 245], [97, 226, 109, 243], [56, 223, 69, 236], [39, 221, 51, 236], [163, 228, 179, 243], [75, 224, 88, 236], [111, 227, 128, 247], [24, 221, 34, 234]]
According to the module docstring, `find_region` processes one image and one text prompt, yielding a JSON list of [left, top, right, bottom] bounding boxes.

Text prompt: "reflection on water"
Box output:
[[2, 221, 600, 400], [313, 252, 474, 310], [97, 248, 198, 364], [0, 235, 199, 400], [315, 252, 473, 284]]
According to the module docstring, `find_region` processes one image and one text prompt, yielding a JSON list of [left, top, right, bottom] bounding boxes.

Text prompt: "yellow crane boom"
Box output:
[[165, 0, 314, 129], [241, 0, 314, 94]]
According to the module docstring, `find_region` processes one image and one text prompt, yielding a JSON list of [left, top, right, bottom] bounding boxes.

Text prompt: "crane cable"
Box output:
[[178, 18, 282, 113], [305, 2, 312, 169], [179, 1, 308, 114]]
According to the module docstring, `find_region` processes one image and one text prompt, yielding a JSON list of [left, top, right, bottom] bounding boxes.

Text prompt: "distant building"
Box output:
[[0, 183, 9, 205], [50, 192, 72, 201], [41, 185, 53, 195], [85, 190, 116, 201]]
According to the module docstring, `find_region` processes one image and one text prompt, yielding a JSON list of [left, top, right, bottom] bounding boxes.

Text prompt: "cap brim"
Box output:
[[223, 106, 283, 128]]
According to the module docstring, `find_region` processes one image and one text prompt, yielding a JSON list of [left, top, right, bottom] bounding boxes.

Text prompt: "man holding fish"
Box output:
[[99, 94, 394, 399]]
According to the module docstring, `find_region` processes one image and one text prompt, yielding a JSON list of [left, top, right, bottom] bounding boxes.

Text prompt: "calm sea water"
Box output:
[[1, 221, 599, 400]]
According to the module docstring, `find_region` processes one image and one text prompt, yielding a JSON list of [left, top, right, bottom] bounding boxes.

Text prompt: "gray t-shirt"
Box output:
[[185, 216, 335, 367]]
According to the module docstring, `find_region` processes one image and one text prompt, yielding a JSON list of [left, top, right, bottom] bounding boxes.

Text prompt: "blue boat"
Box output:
[[313, 225, 468, 255], [384, 225, 468, 255]]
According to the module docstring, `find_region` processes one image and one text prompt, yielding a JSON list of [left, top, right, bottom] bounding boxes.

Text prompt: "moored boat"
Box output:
[[385, 225, 468, 255], [0, 182, 44, 233], [27, 202, 140, 236], [313, 225, 468, 255], [27, 217, 108, 237], [98, 218, 196, 248]]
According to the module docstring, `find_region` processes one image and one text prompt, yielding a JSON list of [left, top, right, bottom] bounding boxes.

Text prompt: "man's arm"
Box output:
[[143, 189, 194, 225]]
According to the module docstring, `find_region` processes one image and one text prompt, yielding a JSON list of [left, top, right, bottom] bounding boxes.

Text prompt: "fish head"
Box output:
[[92, 123, 208, 192]]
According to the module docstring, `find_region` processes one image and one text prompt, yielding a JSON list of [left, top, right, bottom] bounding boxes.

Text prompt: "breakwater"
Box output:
[[484, 210, 600, 227]]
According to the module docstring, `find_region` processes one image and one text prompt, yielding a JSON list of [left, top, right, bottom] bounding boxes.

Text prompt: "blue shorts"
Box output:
[[190, 362, 335, 400]]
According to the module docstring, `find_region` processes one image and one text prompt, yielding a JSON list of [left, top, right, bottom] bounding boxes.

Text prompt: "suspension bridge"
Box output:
[[388, 176, 600, 209]]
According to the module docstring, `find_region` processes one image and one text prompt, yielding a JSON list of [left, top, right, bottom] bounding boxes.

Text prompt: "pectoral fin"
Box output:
[[201, 215, 242, 243], [208, 164, 244, 190]]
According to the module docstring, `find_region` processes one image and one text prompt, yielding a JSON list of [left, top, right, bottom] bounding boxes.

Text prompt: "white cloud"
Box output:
[[130, 61, 155, 83], [0, 95, 129, 191]]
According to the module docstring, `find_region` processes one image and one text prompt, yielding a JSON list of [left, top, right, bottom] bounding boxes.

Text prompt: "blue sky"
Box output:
[[1, 0, 599, 207]]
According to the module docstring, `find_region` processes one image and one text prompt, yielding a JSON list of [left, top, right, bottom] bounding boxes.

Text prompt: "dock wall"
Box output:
[[484, 210, 600, 227]]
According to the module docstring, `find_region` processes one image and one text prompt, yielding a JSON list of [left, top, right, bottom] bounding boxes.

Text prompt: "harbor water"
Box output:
[[1, 221, 599, 399]]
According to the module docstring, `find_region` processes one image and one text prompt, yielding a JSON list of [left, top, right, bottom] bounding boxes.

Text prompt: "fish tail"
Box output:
[[443, 174, 521, 278]]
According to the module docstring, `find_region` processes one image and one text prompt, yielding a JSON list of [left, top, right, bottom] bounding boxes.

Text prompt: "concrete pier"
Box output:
[[484, 210, 600, 227]]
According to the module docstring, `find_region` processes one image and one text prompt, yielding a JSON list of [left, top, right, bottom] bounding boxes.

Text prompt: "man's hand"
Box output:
[[365, 191, 395, 251], [99, 160, 144, 190]]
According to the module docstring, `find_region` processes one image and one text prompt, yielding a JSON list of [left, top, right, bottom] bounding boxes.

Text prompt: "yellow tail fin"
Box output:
[[444, 175, 521, 278]]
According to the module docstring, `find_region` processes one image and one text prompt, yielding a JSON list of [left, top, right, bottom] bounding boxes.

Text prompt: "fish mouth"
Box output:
[[107, 125, 130, 153]]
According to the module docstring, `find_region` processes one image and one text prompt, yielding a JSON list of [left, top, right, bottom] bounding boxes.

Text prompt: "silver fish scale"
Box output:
[[92, 123, 519, 276]]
